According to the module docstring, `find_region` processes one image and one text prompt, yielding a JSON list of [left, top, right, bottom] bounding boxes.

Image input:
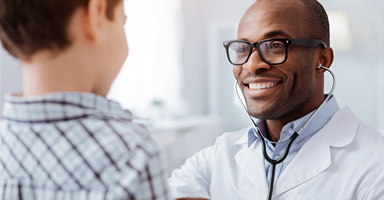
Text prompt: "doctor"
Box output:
[[168, 0, 384, 199]]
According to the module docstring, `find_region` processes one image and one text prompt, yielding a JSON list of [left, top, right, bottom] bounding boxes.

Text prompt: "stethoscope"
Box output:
[[234, 64, 336, 200]]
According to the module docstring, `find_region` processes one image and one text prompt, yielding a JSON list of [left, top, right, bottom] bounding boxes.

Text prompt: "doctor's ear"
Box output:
[[316, 47, 334, 75]]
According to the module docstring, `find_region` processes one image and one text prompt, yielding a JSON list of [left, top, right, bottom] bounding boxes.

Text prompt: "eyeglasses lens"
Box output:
[[227, 40, 287, 65], [259, 40, 286, 64], [228, 42, 250, 65]]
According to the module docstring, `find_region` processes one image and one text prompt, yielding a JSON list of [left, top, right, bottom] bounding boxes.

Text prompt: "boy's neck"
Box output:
[[21, 49, 99, 98]]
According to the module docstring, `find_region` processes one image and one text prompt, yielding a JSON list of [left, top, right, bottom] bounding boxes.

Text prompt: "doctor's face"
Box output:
[[233, 0, 321, 120]]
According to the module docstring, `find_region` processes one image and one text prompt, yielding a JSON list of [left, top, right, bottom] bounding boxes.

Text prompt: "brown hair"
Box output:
[[0, 0, 122, 60]]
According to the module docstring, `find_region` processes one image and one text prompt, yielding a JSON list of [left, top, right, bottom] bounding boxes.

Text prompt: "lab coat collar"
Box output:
[[235, 137, 269, 198], [234, 126, 253, 145], [237, 95, 339, 148], [234, 107, 359, 197], [326, 107, 358, 147], [274, 107, 359, 196]]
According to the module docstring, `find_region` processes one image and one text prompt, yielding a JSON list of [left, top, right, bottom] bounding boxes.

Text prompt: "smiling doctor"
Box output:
[[168, 0, 384, 199]]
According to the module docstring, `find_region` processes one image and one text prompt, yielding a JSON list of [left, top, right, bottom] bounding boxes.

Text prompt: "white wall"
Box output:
[[180, 0, 255, 131], [0, 46, 22, 113]]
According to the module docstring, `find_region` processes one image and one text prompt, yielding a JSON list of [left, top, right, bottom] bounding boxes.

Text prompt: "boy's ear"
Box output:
[[84, 0, 108, 43]]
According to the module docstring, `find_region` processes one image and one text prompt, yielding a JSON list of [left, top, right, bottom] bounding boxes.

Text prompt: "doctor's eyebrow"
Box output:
[[237, 30, 293, 42], [264, 30, 292, 39]]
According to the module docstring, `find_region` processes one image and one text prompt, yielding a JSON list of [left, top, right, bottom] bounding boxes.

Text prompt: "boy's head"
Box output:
[[0, 0, 128, 97], [0, 0, 123, 60]]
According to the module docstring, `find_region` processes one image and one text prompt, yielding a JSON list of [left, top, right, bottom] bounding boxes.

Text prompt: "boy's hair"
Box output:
[[0, 0, 122, 60]]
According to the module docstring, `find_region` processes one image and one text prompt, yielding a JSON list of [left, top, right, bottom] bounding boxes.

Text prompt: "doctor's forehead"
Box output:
[[237, 0, 309, 41]]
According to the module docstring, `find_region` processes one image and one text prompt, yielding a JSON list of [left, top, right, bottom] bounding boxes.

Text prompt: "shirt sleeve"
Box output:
[[167, 144, 216, 199], [106, 120, 170, 200], [362, 169, 384, 200], [115, 145, 170, 200]]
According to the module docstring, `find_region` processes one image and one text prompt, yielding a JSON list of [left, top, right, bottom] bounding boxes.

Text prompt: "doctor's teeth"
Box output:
[[249, 82, 277, 90]]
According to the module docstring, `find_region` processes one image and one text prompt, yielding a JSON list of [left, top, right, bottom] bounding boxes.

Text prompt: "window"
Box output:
[[108, 0, 185, 118]]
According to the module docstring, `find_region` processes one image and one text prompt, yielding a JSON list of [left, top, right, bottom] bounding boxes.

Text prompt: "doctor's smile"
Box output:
[[247, 82, 280, 91], [243, 79, 282, 97]]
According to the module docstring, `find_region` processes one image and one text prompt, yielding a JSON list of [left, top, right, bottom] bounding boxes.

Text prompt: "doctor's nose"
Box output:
[[242, 49, 272, 73]]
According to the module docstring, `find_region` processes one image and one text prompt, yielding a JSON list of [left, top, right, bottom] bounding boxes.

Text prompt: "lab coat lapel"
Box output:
[[274, 126, 331, 196], [235, 140, 269, 197], [274, 107, 359, 196]]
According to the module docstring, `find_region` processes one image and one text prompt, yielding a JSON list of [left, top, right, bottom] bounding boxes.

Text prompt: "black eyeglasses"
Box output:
[[223, 38, 327, 65]]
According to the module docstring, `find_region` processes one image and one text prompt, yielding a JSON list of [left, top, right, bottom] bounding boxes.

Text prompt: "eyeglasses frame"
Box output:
[[223, 38, 328, 65]]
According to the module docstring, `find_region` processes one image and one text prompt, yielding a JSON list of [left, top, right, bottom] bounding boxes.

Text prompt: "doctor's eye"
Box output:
[[231, 43, 250, 55], [262, 41, 286, 54]]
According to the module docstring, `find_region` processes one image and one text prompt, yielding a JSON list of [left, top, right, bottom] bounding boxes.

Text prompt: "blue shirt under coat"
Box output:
[[247, 95, 340, 185]]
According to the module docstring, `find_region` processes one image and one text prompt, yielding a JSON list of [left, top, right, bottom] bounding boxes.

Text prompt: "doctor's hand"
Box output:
[[175, 198, 209, 200]]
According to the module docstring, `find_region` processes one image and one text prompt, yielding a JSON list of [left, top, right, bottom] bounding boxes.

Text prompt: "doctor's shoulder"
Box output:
[[352, 120, 384, 151], [330, 110, 384, 165], [351, 121, 384, 199]]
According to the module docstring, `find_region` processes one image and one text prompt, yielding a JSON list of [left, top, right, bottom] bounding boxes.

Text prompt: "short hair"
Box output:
[[0, 0, 123, 60], [256, 0, 330, 47], [299, 0, 330, 47]]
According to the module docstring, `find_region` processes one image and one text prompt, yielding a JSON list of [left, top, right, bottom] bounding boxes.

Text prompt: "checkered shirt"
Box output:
[[0, 92, 169, 200]]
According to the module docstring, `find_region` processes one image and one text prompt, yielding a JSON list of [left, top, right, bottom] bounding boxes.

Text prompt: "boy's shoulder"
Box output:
[[76, 118, 160, 156], [1, 116, 161, 185]]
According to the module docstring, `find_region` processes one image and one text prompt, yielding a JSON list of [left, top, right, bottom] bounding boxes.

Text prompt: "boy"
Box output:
[[0, 0, 169, 199]]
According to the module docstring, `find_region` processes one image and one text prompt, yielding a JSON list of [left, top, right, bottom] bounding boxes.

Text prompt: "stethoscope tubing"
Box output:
[[235, 65, 336, 200]]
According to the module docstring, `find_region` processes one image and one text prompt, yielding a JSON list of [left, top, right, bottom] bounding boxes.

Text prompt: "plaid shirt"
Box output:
[[0, 92, 169, 200]]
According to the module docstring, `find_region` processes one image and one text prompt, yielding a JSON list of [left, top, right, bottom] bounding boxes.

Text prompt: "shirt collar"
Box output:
[[246, 95, 340, 147], [2, 92, 132, 123]]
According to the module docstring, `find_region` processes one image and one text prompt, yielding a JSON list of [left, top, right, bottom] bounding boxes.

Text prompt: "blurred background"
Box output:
[[1, 0, 384, 173]]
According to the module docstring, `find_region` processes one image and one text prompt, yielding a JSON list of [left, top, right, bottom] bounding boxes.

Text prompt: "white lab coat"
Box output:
[[168, 108, 384, 200]]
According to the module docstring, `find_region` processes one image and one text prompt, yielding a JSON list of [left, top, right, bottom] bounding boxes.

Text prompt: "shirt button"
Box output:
[[275, 155, 281, 160]]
